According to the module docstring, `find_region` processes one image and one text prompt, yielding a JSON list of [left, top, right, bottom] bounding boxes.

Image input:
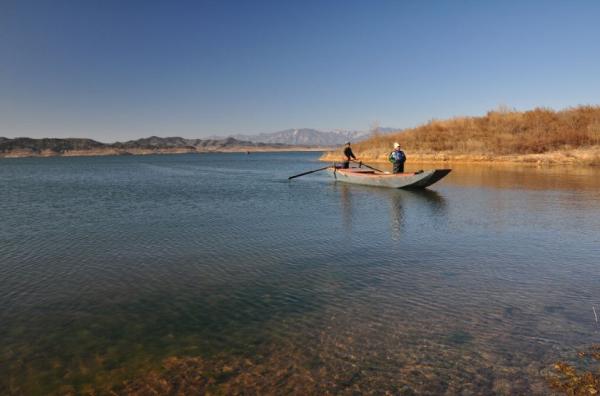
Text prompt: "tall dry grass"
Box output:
[[348, 106, 600, 160]]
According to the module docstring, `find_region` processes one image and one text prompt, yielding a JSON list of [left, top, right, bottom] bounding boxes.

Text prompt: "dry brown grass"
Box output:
[[325, 106, 600, 165]]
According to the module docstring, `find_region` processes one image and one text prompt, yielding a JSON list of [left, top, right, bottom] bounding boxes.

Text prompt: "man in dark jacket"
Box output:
[[389, 142, 406, 173], [342, 142, 357, 169]]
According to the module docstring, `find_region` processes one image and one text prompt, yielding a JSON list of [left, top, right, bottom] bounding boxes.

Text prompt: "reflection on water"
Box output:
[[338, 183, 353, 233], [408, 161, 600, 192], [337, 183, 447, 241], [389, 190, 405, 240], [1, 153, 599, 394]]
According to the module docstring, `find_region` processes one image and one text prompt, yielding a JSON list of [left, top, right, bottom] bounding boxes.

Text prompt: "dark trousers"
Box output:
[[393, 161, 405, 174]]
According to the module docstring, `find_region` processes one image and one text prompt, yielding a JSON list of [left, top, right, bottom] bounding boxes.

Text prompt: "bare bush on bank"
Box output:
[[327, 106, 600, 165]]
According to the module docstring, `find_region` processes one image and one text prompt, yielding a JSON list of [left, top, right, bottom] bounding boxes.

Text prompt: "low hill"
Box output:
[[0, 138, 107, 154], [113, 136, 198, 149], [322, 106, 600, 166], [0, 136, 310, 158]]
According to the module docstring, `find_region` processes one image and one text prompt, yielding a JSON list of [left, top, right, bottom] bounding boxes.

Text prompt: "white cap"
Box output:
[[393, 142, 400, 148]]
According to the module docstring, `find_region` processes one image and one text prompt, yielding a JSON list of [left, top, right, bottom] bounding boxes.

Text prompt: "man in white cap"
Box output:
[[388, 142, 406, 173]]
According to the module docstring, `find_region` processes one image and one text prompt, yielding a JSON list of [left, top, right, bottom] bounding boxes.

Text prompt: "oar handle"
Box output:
[[350, 159, 383, 173]]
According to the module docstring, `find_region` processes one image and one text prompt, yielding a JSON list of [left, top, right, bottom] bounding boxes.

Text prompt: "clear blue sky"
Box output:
[[1, 0, 599, 141]]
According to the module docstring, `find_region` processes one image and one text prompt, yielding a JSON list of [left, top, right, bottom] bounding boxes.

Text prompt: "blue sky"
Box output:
[[1, 0, 599, 141]]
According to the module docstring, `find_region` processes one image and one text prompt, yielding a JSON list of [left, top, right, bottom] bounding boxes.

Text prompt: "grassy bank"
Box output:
[[322, 106, 600, 166]]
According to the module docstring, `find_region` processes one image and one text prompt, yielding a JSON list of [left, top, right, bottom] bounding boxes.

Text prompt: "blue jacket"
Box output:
[[389, 149, 406, 163]]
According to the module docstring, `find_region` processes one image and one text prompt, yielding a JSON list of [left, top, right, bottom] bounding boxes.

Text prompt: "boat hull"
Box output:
[[331, 168, 451, 189]]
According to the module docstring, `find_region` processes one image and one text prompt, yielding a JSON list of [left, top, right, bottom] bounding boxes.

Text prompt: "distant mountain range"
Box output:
[[111, 136, 262, 150], [225, 127, 399, 146], [0, 127, 401, 158], [0, 136, 311, 158]]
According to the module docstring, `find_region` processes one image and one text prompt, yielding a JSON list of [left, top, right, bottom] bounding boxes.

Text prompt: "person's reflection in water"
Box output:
[[388, 189, 447, 241], [336, 183, 447, 239], [338, 184, 353, 232], [389, 191, 405, 241]]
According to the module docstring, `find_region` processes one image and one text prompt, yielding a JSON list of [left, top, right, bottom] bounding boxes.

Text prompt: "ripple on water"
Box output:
[[1, 154, 600, 394]]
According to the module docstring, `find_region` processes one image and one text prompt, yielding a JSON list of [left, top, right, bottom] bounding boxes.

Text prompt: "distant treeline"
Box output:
[[353, 106, 600, 157]]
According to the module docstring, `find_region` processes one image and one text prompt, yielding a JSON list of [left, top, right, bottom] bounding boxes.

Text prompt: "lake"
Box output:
[[1, 152, 599, 394]]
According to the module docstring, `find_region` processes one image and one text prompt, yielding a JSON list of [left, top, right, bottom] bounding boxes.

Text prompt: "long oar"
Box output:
[[351, 159, 383, 173], [288, 165, 332, 180]]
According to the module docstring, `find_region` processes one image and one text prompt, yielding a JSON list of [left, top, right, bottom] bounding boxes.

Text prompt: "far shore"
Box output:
[[320, 146, 600, 167], [0, 146, 327, 159]]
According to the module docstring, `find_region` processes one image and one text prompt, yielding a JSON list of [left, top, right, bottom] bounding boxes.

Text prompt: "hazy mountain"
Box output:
[[228, 127, 399, 146], [231, 129, 354, 146]]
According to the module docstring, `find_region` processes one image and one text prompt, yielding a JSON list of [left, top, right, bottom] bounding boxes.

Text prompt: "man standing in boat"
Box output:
[[342, 142, 357, 169], [389, 142, 406, 173]]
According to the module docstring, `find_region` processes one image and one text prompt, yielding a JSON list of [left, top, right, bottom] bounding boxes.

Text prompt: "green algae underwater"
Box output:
[[1, 153, 600, 394]]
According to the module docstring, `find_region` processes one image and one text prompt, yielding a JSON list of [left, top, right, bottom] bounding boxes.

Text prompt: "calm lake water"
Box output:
[[1, 152, 600, 394]]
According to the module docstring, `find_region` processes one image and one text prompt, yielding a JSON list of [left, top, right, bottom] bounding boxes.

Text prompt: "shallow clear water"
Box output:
[[1, 152, 599, 394]]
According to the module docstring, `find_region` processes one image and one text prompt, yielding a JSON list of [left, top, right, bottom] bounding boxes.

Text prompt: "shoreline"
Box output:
[[0, 147, 327, 159], [320, 146, 600, 167]]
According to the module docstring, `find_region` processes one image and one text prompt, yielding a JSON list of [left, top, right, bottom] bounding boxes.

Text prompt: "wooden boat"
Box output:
[[330, 167, 451, 189]]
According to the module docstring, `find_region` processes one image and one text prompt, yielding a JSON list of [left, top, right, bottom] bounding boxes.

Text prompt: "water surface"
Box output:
[[1, 152, 599, 394]]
